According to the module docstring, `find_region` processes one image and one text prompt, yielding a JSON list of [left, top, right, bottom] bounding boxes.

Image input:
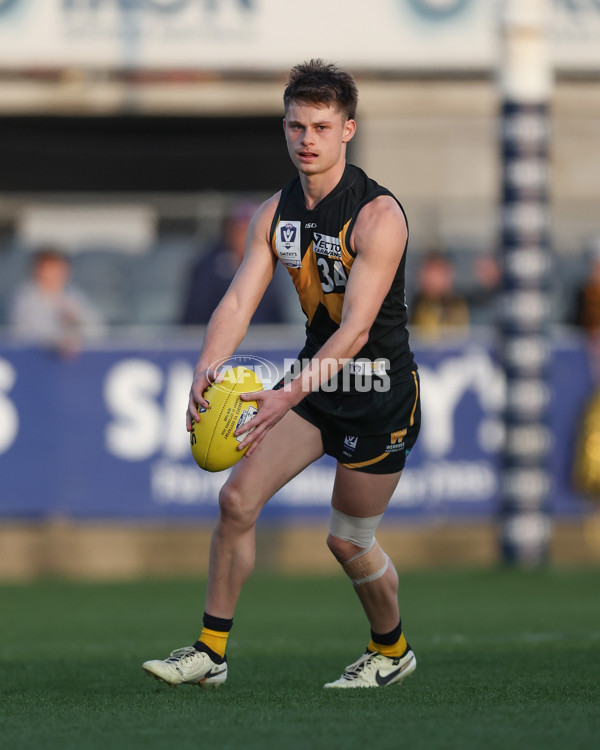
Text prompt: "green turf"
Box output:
[[1, 567, 599, 750]]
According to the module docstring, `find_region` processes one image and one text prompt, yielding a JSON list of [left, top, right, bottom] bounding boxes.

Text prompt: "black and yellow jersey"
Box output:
[[270, 164, 417, 435], [270, 163, 415, 378]]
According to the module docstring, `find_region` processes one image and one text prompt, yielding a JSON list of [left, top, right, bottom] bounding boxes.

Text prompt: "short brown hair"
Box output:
[[283, 59, 358, 121]]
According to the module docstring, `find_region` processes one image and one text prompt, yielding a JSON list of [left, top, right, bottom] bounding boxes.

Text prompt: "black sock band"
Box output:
[[371, 620, 402, 646], [193, 641, 226, 664], [203, 612, 233, 633]]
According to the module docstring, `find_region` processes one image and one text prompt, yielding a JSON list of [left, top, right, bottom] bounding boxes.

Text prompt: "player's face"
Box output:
[[283, 102, 356, 178]]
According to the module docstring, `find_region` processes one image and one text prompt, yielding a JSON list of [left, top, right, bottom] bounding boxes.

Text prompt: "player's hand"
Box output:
[[186, 366, 223, 432], [234, 388, 294, 456]]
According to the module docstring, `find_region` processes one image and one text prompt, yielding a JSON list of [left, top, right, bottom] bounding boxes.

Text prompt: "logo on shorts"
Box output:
[[343, 435, 358, 456], [386, 429, 407, 452], [275, 220, 302, 268]]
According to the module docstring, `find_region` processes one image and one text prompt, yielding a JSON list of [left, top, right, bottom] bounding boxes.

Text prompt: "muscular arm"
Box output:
[[186, 194, 279, 429], [238, 194, 408, 454], [287, 195, 407, 399]]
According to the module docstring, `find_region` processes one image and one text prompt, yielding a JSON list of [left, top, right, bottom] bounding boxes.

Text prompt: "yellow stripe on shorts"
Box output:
[[342, 452, 389, 469], [409, 370, 419, 427]]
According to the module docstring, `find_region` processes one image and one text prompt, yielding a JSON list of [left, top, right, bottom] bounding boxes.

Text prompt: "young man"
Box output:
[[142, 59, 420, 689]]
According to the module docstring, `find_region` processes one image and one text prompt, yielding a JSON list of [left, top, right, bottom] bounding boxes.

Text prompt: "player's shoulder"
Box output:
[[246, 191, 282, 240], [350, 191, 407, 257], [355, 193, 407, 233], [252, 191, 281, 220]]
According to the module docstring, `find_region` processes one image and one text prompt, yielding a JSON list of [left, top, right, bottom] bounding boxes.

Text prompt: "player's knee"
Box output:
[[328, 507, 389, 586], [342, 540, 390, 587], [326, 533, 361, 563], [217, 481, 256, 529]]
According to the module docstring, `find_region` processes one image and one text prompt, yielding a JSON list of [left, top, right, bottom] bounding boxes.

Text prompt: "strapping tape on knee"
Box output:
[[329, 507, 383, 548], [342, 540, 389, 587]]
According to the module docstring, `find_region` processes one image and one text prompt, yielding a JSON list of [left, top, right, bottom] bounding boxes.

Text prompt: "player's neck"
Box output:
[[299, 160, 347, 211]]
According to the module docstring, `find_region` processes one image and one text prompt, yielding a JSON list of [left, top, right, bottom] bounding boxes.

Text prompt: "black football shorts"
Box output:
[[290, 371, 421, 475]]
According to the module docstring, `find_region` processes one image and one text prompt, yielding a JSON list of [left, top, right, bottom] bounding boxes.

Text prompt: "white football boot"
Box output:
[[324, 648, 416, 688], [142, 646, 227, 688]]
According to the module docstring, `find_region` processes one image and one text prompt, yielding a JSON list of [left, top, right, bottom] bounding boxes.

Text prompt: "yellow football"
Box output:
[[190, 366, 262, 472]]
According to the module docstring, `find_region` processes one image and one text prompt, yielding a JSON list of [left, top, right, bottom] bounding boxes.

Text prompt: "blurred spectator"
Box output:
[[464, 254, 501, 326], [9, 247, 105, 356], [181, 201, 286, 325], [409, 250, 469, 339], [571, 242, 600, 490], [571, 243, 600, 380], [572, 246, 600, 337]]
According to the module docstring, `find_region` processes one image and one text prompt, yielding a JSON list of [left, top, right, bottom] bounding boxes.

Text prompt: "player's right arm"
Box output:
[[186, 193, 280, 431]]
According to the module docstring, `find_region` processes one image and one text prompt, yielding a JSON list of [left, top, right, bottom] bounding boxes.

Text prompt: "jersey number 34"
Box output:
[[317, 257, 348, 294]]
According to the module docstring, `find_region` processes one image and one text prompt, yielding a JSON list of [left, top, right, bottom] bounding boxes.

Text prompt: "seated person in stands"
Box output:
[[181, 201, 286, 325], [9, 246, 105, 356], [572, 245, 600, 337], [409, 250, 469, 339]]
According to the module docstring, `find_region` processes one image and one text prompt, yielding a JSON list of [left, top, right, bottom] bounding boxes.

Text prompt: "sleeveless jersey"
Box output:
[[269, 163, 417, 434]]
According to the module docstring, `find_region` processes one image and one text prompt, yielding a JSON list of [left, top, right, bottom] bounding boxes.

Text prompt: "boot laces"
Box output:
[[165, 647, 199, 665], [343, 650, 376, 679]]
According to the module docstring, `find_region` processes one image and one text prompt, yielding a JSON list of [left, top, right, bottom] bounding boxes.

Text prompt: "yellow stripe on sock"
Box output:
[[198, 627, 230, 658], [368, 633, 408, 658]]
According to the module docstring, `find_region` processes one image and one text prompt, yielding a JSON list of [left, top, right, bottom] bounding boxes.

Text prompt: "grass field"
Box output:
[[1, 567, 599, 750]]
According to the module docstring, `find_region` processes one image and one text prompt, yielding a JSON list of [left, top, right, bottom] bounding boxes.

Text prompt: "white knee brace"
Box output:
[[329, 507, 383, 547], [329, 508, 389, 586]]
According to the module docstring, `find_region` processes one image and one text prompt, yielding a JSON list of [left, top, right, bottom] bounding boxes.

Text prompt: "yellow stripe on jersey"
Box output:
[[289, 237, 325, 325], [320, 291, 345, 326], [339, 217, 354, 267]]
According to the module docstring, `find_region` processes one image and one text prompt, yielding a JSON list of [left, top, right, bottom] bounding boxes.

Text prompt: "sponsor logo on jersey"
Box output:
[[313, 232, 342, 259], [349, 359, 389, 377], [275, 221, 302, 268], [305, 222, 317, 228]]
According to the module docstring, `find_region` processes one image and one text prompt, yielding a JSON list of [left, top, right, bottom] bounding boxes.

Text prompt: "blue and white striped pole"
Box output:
[[498, 0, 553, 565]]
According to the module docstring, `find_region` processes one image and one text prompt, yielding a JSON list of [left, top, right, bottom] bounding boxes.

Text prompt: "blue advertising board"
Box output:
[[0, 333, 595, 522]]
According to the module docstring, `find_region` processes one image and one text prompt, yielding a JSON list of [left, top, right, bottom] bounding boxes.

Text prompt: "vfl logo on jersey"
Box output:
[[275, 221, 302, 268], [281, 223, 297, 246], [313, 232, 342, 259]]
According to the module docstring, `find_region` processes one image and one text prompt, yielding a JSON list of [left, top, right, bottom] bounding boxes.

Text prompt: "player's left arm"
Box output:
[[296, 194, 408, 386], [238, 195, 407, 455]]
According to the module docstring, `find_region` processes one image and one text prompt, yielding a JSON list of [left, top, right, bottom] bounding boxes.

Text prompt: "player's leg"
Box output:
[[328, 464, 404, 635], [328, 465, 401, 633], [324, 464, 416, 688], [205, 409, 324, 620], [143, 410, 324, 687]]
